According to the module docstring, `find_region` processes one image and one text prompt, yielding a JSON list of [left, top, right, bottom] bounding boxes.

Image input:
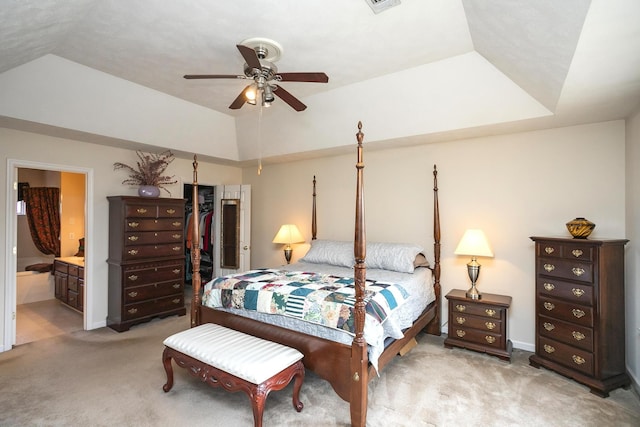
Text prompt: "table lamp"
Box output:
[[454, 229, 494, 300], [272, 224, 305, 264]]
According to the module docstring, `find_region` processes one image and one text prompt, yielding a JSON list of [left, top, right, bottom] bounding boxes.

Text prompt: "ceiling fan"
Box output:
[[184, 38, 329, 112]]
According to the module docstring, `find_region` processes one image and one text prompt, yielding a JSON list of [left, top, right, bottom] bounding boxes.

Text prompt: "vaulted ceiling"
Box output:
[[1, 1, 639, 164]]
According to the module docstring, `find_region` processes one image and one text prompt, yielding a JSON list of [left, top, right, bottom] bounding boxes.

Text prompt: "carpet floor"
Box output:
[[1, 313, 639, 426]]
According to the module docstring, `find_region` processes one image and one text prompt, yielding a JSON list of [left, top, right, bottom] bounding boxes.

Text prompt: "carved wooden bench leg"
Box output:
[[162, 347, 174, 392]]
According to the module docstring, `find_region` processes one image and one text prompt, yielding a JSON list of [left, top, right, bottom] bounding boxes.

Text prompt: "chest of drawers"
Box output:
[[107, 196, 186, 332], [444, 289, 512, 361], [529, 236, 629, 397]]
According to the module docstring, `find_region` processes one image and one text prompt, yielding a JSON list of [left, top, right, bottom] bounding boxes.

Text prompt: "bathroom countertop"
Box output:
[[55, 256, 84, 267]]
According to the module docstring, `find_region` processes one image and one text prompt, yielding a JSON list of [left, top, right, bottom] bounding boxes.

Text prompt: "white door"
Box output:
[[215, 185, 251, 276]]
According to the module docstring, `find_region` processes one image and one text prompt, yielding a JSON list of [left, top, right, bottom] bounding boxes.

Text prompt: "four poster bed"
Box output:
[[188, 122, 441, 427]]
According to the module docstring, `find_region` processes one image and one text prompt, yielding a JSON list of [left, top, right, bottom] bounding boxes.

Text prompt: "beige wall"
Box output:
[[60, 172, 85, 257], [0, 127, 242, 349], [625, 107, 640, 388], [243, 120, 627, 357]]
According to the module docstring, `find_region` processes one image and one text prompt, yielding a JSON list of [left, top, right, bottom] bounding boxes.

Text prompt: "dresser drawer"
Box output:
[[123, 244, 184, 260], [125, 230, 184, 246], [450, 313, 503, 334], [125, 203, 184, 218], [124, 280, 184, 303], [538, 336, 594, 376], [123, 295, 185, 321], [54, 260, 68, 274], [537, 258, 593, 283], [68, 264, 79, 277], [450, 327, 505, 349], [123, 263, 184, 287], [538, 297, 593, 327], [125, 218, 184, 232], [538, 315, 593, 352], [536, 242, 594, 261], [536, 277, 593, 305], [450, 301, 505, 320]]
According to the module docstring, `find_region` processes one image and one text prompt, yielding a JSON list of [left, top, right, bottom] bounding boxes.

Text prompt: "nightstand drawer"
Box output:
[[538, 315, 593, 352], [451, 313, 503, 333], [450, 302, 505, 320], [450, 327, 504, 349], [538, 336, 593, 376]]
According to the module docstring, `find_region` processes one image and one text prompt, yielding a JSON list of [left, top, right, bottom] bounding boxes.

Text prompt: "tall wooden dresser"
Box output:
[[529, 236, 629, 397], [107, 196, 186, 332]]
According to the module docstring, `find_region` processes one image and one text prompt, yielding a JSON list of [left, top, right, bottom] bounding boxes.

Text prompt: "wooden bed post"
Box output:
[[350, 121, 368, 427], [190, 155, 202, 328], [426, 165, 442, 336], [312, 175, 317, 240]]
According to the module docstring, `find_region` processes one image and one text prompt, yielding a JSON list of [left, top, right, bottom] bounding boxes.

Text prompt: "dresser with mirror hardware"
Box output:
[[529, 236, 629, 397], [107, 196, 187, 332]]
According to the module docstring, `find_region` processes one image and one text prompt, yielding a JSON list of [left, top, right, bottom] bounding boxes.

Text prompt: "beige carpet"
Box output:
[[15, 299, 83, 345], [1, 313, 639, 427]]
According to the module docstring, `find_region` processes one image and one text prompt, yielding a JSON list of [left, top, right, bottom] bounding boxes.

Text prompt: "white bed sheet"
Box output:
[[201, 261, 435, 373]]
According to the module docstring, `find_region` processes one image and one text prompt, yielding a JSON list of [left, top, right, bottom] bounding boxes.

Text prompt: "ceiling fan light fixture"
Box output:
[[245, 84, 258, 103], [263, 85, 275, 103]]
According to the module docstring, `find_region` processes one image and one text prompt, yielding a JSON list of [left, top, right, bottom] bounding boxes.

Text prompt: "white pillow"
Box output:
[[366, 242, 424, 273], [300, 240, 354, 268], [300, 240, 425, 273]]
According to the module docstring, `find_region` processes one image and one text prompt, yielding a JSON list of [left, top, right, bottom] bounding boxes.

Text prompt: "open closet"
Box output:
[[183, 183, 215, 285]]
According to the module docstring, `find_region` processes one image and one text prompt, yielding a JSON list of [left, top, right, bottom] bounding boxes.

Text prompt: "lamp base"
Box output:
[[284, 248, 292, 264], [466, 284, 482, 300]]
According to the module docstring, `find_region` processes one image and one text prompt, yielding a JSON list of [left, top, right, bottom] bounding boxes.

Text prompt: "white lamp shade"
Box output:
[[272, 224, 305, 244], [454, 229, 494, 257]]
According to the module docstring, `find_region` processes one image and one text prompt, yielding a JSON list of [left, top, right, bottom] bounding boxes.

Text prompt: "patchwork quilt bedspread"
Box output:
[[202, 268, 410, 335]]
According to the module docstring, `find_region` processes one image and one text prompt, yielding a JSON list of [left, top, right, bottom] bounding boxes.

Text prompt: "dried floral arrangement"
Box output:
[[113, 150, 178, 195]]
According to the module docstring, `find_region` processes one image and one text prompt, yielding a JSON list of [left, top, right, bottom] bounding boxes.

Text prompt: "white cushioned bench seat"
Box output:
[[163, 323, 303, 384], [162, 323, 305, 427]]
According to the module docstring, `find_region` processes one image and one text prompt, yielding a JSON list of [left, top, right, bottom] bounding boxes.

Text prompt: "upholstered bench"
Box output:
[[162, 323, 305, 427]]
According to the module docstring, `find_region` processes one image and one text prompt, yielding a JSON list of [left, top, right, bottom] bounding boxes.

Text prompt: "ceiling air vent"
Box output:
[[365, 0, 401, 14]]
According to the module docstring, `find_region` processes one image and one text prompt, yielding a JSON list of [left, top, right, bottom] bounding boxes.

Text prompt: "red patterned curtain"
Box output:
[[23, 187, 61, 257]]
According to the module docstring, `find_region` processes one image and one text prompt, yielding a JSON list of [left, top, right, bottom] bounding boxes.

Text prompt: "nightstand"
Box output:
[[444, 289, 512, 361]]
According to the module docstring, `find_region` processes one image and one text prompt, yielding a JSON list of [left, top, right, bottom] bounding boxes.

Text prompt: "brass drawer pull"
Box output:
[[166, 208, 176, 214], [544, 302, 555, 311], [543, 322, 555, 331], [136, 208, 147, 214], [572, 355, 586, 365], [572, 288, 585, 298], [127, 249, 139, 256], [485, 309, 496, 317], [172, 246, 181, 251], [172, 283, 181, 289], [572, 331, 586, 341], [456, 330, 466, 338], [172, 234, 181, 239], [572, 267, 585, 277], [173, 269, 181, 274], [544, 247, 554, 254], [172, 298, 181, 304], [128, 275, 138, 281], [543, 282, 555, 291], [127, 308, 138, 314], [572, 309, 586, 318], [128, 221, 139, 228], [128, 235, 139, 241], [455, 304, 466, 312], [544, 263, 555, 272], [172, 221, 182, 227], [128, 291, 138, 298], [456, 316, 466, 325], [544, 344, 555, 353], [485, 322, 496, 330], [571, 249, 583, 258], [485, 336, 496, 344]]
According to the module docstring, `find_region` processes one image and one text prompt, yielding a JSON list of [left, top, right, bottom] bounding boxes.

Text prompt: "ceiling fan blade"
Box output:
[[277, 72, 329, 83], [236, 44, 262, 70], [229, 85, 252, 110], [273, 85, 307, 111], [184, 74, 246, 79]]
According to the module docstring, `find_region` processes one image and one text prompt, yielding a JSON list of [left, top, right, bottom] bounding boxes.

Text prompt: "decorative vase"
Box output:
[[566, 217, 595, 239], [138, 185, 160, 198]]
